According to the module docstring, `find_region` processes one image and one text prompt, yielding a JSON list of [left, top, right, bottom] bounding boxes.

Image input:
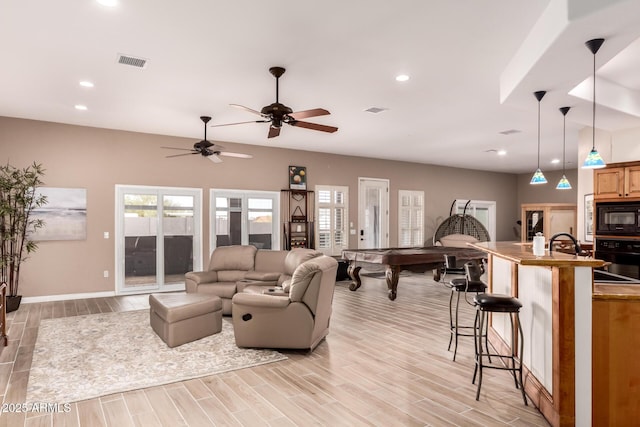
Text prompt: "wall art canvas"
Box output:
[[31, 187, 87, 241], [289, 166, 307, 190]]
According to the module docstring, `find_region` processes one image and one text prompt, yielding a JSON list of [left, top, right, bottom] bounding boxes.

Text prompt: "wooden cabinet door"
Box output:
[[594, 167, 624, 199], [624, 166, 640, 198], [548, 209, 576, 237]]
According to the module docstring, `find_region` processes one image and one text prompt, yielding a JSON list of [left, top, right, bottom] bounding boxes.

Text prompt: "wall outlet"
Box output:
[[103, 232, 109, 239], [103, 270, 109, 278]]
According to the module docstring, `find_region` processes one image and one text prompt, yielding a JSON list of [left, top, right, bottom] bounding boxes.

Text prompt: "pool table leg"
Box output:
[[348, 264, 362, 291], [385, 265, 401, 300]]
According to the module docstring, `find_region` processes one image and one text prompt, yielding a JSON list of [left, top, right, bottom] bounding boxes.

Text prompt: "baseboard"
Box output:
[[22, 291, 116, 304]]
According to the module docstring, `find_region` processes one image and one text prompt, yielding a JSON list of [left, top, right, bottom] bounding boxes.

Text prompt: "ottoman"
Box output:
[[149, 293, 222, 348]]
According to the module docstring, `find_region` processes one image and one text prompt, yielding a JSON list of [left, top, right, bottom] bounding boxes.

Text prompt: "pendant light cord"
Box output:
[[562, 113, 566, 174], [537, 98, 541, 168], [592, 51, 596, 151]]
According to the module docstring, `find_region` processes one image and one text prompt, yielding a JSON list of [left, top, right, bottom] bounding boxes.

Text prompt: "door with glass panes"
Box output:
[[116, 186, 201, 294]]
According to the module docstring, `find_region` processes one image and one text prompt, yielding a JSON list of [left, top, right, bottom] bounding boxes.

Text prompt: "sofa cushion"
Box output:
[[195, 282, 238, 299], [209, 245, 257, 271], [254, 250, 288, 273], [217, 270, 248, 283]]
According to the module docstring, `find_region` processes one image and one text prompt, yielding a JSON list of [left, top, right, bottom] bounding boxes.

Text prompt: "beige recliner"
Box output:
[[231, 255, 338, 351]]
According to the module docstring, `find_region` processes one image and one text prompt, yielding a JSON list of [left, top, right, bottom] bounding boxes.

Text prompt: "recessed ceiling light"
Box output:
[[96, 0, 117, 6], [75, 105, 88, 111], [497, 150, 507, 156], [550, 158, 560, 164], [79, 81, 94, 88], [395, 74, 410, 82]]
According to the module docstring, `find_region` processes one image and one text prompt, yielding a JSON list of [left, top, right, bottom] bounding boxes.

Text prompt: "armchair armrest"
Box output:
[[185, 270, 218, 285], [232, 293, 290, 309]]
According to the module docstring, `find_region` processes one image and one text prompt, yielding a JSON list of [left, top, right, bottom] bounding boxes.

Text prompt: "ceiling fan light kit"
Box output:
[[212, 66, 338, 138], [530, 90, 548, 185], [162, 116, 252, 163], [582, 38, 607, 169]]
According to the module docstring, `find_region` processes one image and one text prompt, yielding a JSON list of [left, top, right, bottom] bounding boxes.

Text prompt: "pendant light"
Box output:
[[582, 38, 606, 169], [556, 106, 572, 189], [530, 90, 547, 184]]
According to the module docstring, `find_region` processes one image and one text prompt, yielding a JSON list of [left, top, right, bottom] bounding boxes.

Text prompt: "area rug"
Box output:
[[26, 310, 287, 403]]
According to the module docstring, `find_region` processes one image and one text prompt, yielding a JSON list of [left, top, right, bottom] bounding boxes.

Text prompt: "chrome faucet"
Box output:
[[548, 232, 582, 255]]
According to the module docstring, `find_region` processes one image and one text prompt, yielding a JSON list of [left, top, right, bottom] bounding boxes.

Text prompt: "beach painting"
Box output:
[[31, 187, 87, 241]]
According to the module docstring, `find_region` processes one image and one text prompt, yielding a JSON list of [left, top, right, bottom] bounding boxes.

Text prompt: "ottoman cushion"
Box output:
[[149, 293, 222, 348]]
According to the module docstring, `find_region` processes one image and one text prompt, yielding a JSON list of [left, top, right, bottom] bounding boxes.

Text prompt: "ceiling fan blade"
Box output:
[[208, 154, 224, 163], [218, 151, 253, 159], [161, 146, 193, 151], [166, 152, 198, 158], [268, 126, 281, 138], [211, 120, 270, 127], [288, 108, 330, 120], [230, 104, 265, 117], [289, 120, 338, 133]]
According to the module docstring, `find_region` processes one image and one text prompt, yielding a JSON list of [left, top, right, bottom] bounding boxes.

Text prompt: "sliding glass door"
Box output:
[[116, 185, 202, 294]]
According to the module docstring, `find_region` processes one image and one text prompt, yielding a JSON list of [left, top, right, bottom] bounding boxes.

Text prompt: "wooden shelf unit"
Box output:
[[282, 189, 315, 250]]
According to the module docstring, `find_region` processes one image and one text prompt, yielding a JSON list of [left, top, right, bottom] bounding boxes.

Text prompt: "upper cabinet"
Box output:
[[594, 162, 640, 200]]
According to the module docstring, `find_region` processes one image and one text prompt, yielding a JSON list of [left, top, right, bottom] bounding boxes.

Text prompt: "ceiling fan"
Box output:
[[162, 116, 253, 163], [211, 66, 338, 138]]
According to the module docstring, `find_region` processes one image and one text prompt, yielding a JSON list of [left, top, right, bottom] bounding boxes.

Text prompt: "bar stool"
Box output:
[[442, 254, 465, 282], [471, 283, 528, 405], [446, 260, 487, 361]]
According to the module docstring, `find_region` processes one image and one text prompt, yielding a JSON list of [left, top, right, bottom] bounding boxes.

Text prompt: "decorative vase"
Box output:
[[6, 295, 22, 313]]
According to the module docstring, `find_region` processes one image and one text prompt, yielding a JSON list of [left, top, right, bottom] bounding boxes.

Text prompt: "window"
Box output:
[[455, 199, 496, 241], [398, 190, 424, 247], [116, 185, 202, 294], [210, 190, 279, 250], [315, 185, 349, 256]]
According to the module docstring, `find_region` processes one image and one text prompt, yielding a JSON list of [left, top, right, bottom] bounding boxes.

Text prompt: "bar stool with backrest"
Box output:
[[469, 260, 527, 405], [445, 259, 487, 361]]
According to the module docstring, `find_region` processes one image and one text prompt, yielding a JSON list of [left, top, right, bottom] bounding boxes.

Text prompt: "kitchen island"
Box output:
[[468, 241, 605, 427]]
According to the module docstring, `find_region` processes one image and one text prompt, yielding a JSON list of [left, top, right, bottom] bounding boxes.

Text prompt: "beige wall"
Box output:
[[2, 116, 520, 298]]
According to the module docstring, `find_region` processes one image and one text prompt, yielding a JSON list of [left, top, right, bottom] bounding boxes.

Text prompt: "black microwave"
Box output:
[[596, 202, 640, 236]]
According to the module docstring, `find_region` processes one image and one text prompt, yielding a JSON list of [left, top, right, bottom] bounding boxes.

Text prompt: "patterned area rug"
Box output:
[[27, 310, 287, 403]]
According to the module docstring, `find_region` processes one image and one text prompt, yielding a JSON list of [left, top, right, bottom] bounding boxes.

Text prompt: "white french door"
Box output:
[[358, 178, 389, 249], [115, 185, 202, 294]]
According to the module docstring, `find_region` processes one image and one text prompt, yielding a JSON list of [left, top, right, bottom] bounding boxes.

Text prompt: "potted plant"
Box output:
[[0, 162, 47, 312]]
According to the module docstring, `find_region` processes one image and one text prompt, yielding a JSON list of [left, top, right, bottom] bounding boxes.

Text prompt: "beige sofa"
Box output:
[[232, 254, 338, 351], [184, 245, 322, 315]]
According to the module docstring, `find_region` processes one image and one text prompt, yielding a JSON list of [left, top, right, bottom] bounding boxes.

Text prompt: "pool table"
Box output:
[[341, 246, 486, 300]]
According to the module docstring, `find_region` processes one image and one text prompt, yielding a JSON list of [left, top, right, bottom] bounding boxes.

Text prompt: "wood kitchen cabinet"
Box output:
[[521, 203, 577, 242], [594, 161, 640, 200]]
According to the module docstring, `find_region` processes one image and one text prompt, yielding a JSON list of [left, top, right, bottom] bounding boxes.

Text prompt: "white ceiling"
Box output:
[[2, 0, 640, 173]]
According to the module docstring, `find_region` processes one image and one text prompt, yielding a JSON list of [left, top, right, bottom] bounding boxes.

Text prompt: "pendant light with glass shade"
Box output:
[[530, 90, 547, 184], [556, 106, 572, 189], [582, 38, 606, 169]]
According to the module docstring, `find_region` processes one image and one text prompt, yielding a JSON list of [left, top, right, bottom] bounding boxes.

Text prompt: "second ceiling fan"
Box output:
[[212, 67, 338, 139]]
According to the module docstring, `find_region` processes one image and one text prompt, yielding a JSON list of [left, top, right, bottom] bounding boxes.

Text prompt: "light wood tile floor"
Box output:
[[0, 274, 549, 426]]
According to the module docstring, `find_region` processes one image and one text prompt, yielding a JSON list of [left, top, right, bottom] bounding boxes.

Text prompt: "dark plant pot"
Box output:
[[6, 295, 22, 313]]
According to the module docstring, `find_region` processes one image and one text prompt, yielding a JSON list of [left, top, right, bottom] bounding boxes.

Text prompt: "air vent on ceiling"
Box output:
[[499, 129, 521, 135], [117, 53, 148, 69], [364, 107, 388, 114]]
